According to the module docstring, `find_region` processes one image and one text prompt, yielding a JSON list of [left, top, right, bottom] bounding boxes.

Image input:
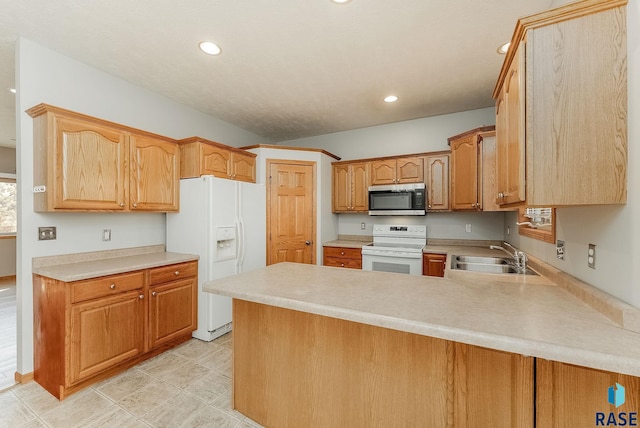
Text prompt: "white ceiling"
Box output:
[[0, 0, 554, 149]]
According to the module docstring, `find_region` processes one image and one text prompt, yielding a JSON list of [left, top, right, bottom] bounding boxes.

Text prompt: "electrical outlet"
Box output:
[[556, 240, 565, 260], [465, 224, 472, 233], [102, 229, 111, 241], [38, 226, 56, 241], [588, 243, 596, 269], [360, 222, 366, 230]]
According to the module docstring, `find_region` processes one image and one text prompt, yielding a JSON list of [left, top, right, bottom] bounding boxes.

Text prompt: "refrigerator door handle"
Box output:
[[237, 218, 245, 272]]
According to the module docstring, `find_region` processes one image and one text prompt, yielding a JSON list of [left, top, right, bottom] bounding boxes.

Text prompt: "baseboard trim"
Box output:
[[0, 275, 16, 282], [15, 371, 34, 383]]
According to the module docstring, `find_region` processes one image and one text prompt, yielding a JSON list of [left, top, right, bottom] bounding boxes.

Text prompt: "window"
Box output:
[[517, 207, 555, 243], [0, 179, 16, 235]]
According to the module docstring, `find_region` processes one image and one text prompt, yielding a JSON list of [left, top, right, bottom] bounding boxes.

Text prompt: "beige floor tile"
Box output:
[[199, 346, 233, 378], [116, 378, 181, 418], [143, 358, 211, 389], [78, 405, 142, 428], [184, 370, 231, 403], [97, 369, 155, 402], [38, 389, 115, 428], [143, 391, 241, 428], [0, 392, 37, 428], [170, 338, 225, 363]]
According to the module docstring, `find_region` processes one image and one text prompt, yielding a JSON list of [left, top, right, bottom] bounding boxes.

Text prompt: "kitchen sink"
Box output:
[[450, 255, 538, 275]]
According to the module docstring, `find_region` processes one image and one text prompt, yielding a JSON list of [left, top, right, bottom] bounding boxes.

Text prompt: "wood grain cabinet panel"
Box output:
[[26, 104, 180, 212], [424, 154, 450, 211], [33, 261, 197, 400], [494, 1, 628, 206], [129, 133, 180, 212], [69, 290, 145, 385], [450, 133, 481, 211], [370, 156, 423, 185], [331, 161, 369, 213], [179, 137, 257, 183], [422, 253, 446, 277]]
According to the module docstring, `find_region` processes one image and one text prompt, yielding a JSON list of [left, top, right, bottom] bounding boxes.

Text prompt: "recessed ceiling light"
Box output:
[[497, 42, 511, 54], [384, 95, 398, 103], [8, 88, 16, 94], [199, 41, 222, 56]]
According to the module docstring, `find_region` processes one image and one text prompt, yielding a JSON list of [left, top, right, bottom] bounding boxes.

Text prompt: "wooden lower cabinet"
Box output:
[[423, 253, 447, 277], [536, 359, 640, 427], [33, 261, 197, 400], [322, 246, 362, 269], [232, 300, 534, 428], [69, 290, 145, 385]]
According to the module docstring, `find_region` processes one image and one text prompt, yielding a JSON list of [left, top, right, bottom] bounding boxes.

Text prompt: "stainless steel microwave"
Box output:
[[368, 183, 426, 216]]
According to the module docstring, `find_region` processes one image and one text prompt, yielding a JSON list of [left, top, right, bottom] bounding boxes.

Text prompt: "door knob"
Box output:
[[305, 240, 312, 245]]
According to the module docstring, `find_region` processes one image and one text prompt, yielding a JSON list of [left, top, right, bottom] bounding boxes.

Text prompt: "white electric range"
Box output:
[[361, 224, 426, 276]]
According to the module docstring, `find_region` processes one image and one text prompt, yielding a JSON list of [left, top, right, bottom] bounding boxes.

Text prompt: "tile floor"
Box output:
[[0, 334, 264, 428], [0, 278, 17, 391]]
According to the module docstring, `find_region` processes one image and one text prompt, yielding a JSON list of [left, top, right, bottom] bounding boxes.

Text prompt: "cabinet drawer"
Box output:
[[71, 271, 144, 303], [149, 262, 197, 285], [324, 257, 362, 269], [323, 246, 362, 260]]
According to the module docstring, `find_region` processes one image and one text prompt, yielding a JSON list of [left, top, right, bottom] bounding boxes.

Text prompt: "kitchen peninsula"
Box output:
[[204, 261, 640, 427]]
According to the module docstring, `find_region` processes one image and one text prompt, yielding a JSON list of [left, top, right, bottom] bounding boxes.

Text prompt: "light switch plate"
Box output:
[[556, 240, 565, 260]]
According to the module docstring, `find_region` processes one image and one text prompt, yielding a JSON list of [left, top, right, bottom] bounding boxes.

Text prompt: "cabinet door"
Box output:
[[148, 278, 197, 349], [396, 156, 424, 184], [423, 253, 446, 277], [69, 290, 144, 384], [450, 135, 481, 210], [53, 116, 128, 210], [370, 159, 397, 185], [130, 134, 180, 211], [201, 144, 231, 178], [502, 42, 526, 205], [332, 164, 351, 212], [425, 155, 449, 211], [350, 162, 370, 211], [231, 152, 256, 182]]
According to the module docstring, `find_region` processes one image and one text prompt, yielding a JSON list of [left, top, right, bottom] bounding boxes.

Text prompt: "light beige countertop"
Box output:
[[33, 245, 198, 282], [323, 239, 373, 249], [204, 261, 640, 377]]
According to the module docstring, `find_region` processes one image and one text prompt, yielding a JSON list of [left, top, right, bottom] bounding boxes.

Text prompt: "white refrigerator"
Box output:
[[166, 176, 266, 341]]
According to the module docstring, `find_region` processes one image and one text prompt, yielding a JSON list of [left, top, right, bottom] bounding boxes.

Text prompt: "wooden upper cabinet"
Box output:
[[495, 41, 526, 207], [493, 0, 627, 206], [332, 161, 369, 213], [424, 154, 449, 211], [26, 104, 180, 213], [450, 133, 481, 211], [370, 156, 423, 185], [130, 133, 180, 212], [179, 137, 257, 183]]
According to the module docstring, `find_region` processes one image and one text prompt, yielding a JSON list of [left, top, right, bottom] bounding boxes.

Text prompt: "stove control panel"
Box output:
[[372, 224, 426, 238]]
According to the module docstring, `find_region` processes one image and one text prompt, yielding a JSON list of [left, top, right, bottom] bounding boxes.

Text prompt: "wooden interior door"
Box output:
[[267, 160, 316, 265]]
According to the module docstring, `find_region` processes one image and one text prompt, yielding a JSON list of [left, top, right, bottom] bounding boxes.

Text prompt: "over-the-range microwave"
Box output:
[[368, 183, 426, 216]]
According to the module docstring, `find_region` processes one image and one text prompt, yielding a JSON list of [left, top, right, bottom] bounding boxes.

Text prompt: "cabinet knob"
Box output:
[[110, 284, 116, 290], [340, 251, 345, 255], [139, 294, 144, 300], [340, 263, 345, 267], [152, 291, 157, 297], [498, 192, 504, 199], [132, 203, 138, 208], [174, 271, 180, 275], [119, 203, 125, 207]]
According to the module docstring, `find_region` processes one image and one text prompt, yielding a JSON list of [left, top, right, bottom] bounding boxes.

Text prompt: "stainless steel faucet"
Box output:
[[489, 242, 528, 273]]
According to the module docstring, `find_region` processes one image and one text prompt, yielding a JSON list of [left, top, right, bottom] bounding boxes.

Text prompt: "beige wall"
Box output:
[[0, 147, 16, 173]]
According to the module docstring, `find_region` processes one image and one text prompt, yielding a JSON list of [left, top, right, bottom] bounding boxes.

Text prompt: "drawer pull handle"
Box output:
[[340, 251, 345, 255], [110, 284, 116, 290], [174, 271, 180, 275], [341, 263, 344, 267]]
